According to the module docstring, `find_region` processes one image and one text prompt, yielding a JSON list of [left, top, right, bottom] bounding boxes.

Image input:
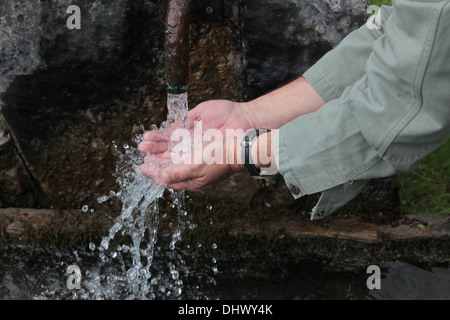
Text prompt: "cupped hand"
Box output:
[[138, 100, 250, 190]]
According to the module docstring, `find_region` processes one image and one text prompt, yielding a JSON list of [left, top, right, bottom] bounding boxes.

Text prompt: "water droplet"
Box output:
[[188, 223, 197, 230], [101, 239, 109, 250], [171, 270, 179, 280], [97, 195, 109, 204]]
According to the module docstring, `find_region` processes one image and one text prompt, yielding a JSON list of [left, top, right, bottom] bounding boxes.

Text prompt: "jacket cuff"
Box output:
[[303, 65, 341, 103]]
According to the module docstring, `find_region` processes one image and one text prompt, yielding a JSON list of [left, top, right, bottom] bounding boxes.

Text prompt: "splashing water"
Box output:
[[41, 92, 215, 300]]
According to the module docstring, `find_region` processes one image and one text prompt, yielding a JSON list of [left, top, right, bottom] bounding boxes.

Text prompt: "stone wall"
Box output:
[[0, 0, 375, 213], [0, 114, 47, 208], [242, 0, 368, 98]]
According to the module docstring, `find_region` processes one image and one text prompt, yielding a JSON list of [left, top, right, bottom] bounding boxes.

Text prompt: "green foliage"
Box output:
[[397, 138, 450, 214], [370, 0, 392, 6]]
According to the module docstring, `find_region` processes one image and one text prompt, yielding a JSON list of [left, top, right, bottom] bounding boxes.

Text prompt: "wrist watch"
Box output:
[[240, 129, 278, 179]]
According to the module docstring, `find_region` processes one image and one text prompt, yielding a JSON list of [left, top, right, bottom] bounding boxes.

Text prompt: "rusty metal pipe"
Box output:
[[165, 0, 192, 94]]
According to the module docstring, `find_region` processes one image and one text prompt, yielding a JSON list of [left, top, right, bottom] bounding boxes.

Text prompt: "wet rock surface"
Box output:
[[0, 115, 47, 208], [242, 0, 368, 99], [1, 207, 449, 273], [1, 0, 166, 208]]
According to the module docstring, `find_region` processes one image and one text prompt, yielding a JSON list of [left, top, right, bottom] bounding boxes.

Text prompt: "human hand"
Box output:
[[139, 132, 244, 191], [138, 100, 250, 190], [138, 99, 252, 154]]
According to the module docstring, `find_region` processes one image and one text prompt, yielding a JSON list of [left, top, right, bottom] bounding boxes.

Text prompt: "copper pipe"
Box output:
[[165, 0, 191, 94]]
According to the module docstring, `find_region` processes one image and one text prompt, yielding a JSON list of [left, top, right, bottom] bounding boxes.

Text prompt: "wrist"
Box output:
[[228, 129, 279, 176], [227, 133, 246, 174], [236, 101, 260, 129], [251, 131, 278, 171]]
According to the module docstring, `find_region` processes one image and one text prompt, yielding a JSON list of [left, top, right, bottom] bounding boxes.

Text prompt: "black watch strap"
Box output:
[[240, 129, 272, 178]]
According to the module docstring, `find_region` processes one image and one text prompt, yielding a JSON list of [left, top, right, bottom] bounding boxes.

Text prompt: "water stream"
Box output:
[[35, 92, 214, 299]]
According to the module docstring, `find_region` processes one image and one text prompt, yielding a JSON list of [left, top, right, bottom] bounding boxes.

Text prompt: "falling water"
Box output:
[[167, 92, 188, 129], [36, 92, 217, 299]]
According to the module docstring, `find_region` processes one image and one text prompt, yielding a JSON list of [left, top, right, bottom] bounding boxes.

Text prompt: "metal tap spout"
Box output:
[[165, 0, 192, 94]]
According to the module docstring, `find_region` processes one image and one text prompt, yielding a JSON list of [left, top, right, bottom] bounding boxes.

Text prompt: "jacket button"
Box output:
[[289, 184, 300, 195]]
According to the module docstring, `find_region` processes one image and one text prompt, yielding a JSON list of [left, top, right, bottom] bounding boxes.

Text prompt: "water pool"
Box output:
[[1, 244, 449, 300]]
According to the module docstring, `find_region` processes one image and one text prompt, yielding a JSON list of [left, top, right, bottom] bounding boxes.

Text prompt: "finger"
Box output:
[[168, 179, 219, 192], [138, 140, 169, 154], [139, 161, 193, 190], [138, 162, 171, 185], [137, 164, 159, 181], [143, 153, 173, 168], [166, 180, 197, 191], [143, 130, 171, 142]]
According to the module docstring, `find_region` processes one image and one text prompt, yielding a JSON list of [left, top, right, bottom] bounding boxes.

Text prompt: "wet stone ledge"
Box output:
[[1, 207, 449, 272]]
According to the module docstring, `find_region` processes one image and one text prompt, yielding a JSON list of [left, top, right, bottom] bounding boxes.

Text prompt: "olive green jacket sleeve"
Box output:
[[303, 5, 394, 102], [277, 0, 450, 220]]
